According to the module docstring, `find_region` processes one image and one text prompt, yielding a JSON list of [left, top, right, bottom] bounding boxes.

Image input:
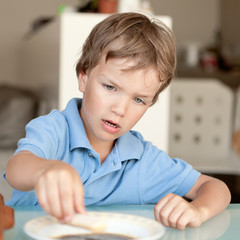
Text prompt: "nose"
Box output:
[[111, 97, 129, 117]]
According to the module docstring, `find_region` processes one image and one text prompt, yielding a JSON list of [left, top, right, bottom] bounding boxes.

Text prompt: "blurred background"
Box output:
[[1, 0, 240, 202]]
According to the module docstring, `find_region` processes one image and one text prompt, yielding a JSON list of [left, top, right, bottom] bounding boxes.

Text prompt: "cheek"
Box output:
[[128, 106, 148, 125], [84, 89, 106, 114]]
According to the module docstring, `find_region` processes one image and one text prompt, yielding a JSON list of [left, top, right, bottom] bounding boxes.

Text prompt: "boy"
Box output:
[[5, 12, 230, 230]]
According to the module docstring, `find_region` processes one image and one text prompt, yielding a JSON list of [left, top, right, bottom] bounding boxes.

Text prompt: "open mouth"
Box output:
[[103, 120, 120, 129]]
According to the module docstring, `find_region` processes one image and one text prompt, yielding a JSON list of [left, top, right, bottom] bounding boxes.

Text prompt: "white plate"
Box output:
[[24, 211, 165, 240]]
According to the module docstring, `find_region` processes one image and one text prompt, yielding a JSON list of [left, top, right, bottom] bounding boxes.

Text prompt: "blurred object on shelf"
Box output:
[[118, 0, 140, 12], [57, 5, 75, 15], [232, 86, 240, 157], [139, 0, 153, 15], [177, 42, 203, 71], [77, 0, 98, 12], [200, 31, 221, 72], [24, 16, 54, 39], [98, 0, 118, 13], [185, 43, 200, 68], [199, 30, 239, 73], [0, 194, 14, 240], [232, 129, 240, 157], [200, 50, 218, 73], [223, 44, 240, 72], [0, 85, 38, 148]]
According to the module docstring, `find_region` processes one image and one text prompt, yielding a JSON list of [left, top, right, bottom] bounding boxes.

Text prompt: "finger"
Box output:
[[176, 210, 191, 230], [58, 172, 74, 221], [182, 208, 202, 229], [45, 174, 63, 219], [168, 203, 186, 229], [35, 178, 51, 214], [73, 179, 86, 214], [160, 204, 177, 228], [154, 193, 175, 223], [157, 194, 188, 228]]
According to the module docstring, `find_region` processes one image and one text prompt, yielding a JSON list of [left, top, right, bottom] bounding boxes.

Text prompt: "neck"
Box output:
[[91, 140, 115, 164]]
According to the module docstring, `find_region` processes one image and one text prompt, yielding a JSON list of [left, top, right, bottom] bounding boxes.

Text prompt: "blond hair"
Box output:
[[76, 12, 176, 104]]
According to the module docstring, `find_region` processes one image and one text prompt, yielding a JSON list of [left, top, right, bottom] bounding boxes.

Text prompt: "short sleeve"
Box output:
[[139, 141, 201, 204], [15, 110, 68, 160]]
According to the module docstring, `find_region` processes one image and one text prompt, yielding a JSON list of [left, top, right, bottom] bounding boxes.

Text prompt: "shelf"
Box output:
[[176, 67, 240, 90]]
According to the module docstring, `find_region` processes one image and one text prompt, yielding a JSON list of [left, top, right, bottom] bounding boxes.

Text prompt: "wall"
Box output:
[[221, 0, 240, 46], [0, 0, 80, 85], [0, 0, 220, 86], [220, 0, 240, 66], [149, 0, 220, 50]]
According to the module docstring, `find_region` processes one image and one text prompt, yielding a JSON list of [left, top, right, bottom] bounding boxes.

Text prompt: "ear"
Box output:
[[78, 72, 88, 93]]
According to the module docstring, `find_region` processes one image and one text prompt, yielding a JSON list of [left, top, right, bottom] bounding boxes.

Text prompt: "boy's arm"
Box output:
[[154, 174, 231, 230], [5, 151, 86, 220]]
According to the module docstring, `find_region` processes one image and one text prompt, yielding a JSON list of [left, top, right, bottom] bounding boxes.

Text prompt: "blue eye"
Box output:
[[105, 84, 115, 91], [134, 97, 145, 104]]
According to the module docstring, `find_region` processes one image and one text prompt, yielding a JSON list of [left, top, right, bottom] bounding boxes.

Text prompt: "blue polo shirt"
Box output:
[[6, 98, 200, 207]]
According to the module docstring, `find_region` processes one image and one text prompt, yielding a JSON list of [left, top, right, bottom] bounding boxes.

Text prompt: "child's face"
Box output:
[[78, 56, 161, 147]]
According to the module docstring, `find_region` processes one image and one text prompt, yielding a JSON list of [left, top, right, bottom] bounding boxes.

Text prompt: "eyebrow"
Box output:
[[101, 75, 154, 102]]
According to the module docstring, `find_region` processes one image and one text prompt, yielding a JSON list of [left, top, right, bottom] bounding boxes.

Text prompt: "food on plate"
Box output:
[[54, 233, 134, 239]]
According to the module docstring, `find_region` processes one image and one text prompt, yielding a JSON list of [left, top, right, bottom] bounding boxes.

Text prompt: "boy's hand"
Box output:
[[35, 161, 86, 221], [154, 193, 205, 230]]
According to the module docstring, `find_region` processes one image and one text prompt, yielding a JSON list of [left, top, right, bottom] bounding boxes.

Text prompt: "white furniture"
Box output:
[[169, 78, 240, 174], [19, 12, 172, 153]]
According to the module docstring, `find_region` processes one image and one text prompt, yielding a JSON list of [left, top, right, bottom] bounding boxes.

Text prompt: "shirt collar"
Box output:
[[62, 98, 93, 151], [114, 131, 143, 161], [62, 98, 144, 160]]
